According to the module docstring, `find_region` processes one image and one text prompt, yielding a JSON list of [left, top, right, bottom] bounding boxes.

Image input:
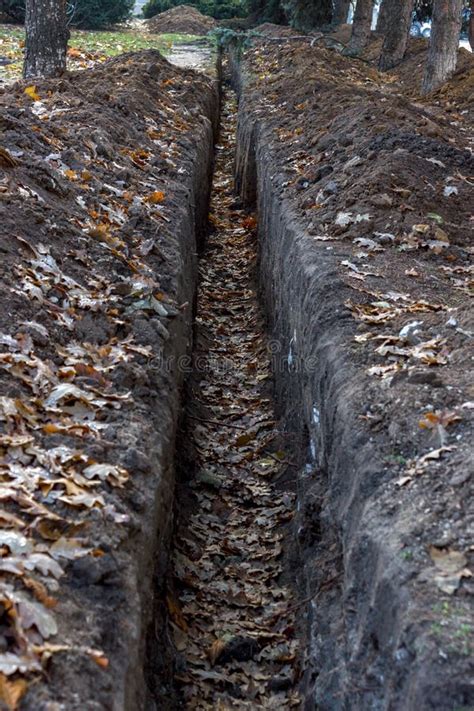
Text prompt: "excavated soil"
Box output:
[[0, 22, 472, 711], [232, 36, 473, 710], [146, 5, 216, 36], [0, 51, 217, 709], [327, 25, 474, 109]]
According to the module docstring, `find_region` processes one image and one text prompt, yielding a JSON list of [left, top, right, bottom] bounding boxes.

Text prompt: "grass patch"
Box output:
[[0, 24, 203, 84]]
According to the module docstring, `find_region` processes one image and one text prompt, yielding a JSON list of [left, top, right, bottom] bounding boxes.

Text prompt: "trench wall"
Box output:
[[232, 52, 469, 711]]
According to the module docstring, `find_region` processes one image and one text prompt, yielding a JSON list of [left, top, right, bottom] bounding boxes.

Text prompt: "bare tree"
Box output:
[[333, 0, 352, 24], [422, 0, 463, 93], [24, 0, 69, 79], [346, 0, 374, 53], [378, 0, 415, 69]]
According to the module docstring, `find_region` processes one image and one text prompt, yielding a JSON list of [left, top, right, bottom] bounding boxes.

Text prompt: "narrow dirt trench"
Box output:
[[161, 84, 301, 709]]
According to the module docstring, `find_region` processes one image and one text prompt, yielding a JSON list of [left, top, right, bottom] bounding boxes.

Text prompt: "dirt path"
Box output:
[[164, 88, 300, 708], [168, 43, 213, 72]]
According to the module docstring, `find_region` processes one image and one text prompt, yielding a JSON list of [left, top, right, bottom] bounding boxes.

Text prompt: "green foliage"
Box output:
[[142, 0, 248, 20], [70, 0, 135, 28], [1, 0, 134, 28], [248, 0, 334, 27], [1, 0, 25, 23], [142, 0, 174, 17], [247, 0, 286, 22]]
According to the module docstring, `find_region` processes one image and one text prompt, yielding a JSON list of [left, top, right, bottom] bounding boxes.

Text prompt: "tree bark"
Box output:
[[375, 0, 390, 33], [378, 0, 415, 69], [469, 0, 474, 50], [333, 0, 351, 24], [24, 0, 69, 79], [347, 0, 374, 53], [421, 0, 463, 93], [283, 0, 333, 29]]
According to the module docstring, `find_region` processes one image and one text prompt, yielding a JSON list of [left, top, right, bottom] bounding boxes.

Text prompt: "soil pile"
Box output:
[[233, 37, 473, 709], [325, 26, 474, 108], [254, 22, 300, 38], [0, 50, 216, 709], [146, 4, 216, 35]]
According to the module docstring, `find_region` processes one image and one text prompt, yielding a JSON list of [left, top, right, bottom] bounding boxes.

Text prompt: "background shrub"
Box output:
[[0, 0, 134, 28]]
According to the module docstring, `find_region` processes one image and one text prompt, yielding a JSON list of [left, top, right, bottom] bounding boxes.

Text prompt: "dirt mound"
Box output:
[[233, 37, 473, 709], [0, 50, 217, 708], [388, 40, 474, 111], [324, 27, 474, 110], [254, 22, 299, 38], [146, 4, 216, 35]]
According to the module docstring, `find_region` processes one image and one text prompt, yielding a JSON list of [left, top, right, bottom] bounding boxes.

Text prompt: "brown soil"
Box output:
[[232, 36, 473, 709], [0, 50, 217, 709], [0, 20, 472, 711], [254, 23, 300, 38], [146, 5, 216, 36], [327, 25, 474, 110]]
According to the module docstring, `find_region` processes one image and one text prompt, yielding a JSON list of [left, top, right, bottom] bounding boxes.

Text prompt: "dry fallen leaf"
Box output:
[[24, 86, 40, 101], [429, 546, 467, 575], [146, 190, 165, 204], [0, 673, 27, 710], [166, 594, 188, 632], [207, 639, 227, 666], [419, 410, 462, 430]]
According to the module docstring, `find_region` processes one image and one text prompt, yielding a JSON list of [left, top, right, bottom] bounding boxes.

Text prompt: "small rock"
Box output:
[[338, 135, 353, 147], [324, 179, 338, 194], [370, 193, 393, 208], [407, 371, 444, 387], [449, 470, 471, 487], [317, 134, 336, 151], [374, 232, 396, 245], [195, 469, 222, 489], [307, 164, 333, 182], [123, 447, 152, 474]]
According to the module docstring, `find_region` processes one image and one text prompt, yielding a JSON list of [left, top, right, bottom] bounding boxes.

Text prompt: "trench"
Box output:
[[144, 72, 304, 709]]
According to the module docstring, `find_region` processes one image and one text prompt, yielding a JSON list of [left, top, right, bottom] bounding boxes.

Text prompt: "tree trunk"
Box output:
[[469, 0, 474, 50], [283, 0, 333, 29], [378, 0, 415, 69], [333, 0, 351, 24], [375, 0, 390, 33], [346, 0, 374, 53], [421, 0, 462, 93], [24, 0, 69, 79]]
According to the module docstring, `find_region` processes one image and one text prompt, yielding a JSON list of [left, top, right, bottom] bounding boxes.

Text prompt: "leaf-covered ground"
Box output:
[[0, 49, 216, 709], [0, 24, 202, 85], [163, 88, 300, 708], [231, 30, 473, 708]]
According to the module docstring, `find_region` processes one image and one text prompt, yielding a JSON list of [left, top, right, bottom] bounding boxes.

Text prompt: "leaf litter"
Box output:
[[0, 49, 218, 705], [168, 86, 300, 709]]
